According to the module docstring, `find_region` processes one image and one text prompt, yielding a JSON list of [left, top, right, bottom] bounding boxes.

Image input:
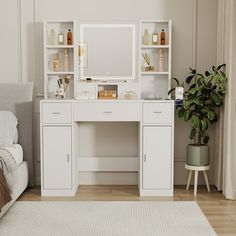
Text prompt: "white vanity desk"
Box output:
[[40, 99, 174, 197], [41, 20, 174, 197]]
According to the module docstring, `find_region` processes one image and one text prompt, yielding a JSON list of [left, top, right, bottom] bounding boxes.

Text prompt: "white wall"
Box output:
[[0, 2, 21, 83], [0, 0, 218, 185]]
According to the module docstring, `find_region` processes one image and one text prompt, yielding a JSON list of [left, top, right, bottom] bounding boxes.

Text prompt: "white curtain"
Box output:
[[214, 0, 236, 200]]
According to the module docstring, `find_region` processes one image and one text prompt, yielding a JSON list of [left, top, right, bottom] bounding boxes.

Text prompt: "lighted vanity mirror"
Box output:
[[79, 24, 135, 80]]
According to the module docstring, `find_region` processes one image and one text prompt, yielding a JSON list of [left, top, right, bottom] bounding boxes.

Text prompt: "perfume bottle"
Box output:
[[49, 29, 56, 45], [152, 33, 159, 45], [160, 29, 166, 45], [67, 29, 73, 45], [64, 49, 69, 72], [58, 30, 64, 45], [53, 53, 60, 72], [143, 29, 150, 45]]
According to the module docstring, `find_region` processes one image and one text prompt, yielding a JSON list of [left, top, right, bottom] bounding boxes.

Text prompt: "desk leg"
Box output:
[[203, 171, 210, 192], [194, 170, 198, 196], [186, 170, 192, 190]]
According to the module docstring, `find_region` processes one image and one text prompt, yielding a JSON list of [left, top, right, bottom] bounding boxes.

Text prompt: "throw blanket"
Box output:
[[0, 148, 16, 210], [0, 148, 17, 173], [0, 168, 12, 211]]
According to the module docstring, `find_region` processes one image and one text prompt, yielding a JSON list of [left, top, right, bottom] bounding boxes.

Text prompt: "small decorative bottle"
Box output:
[[152, 33, 159, 45], [143, 29, 150, 45], [49, 29, 56, 45], [53, 53, 60, 72], [160, 29, 166, 45], [67, 29, 73, 45], [58, 30, 64, 45], [64, 49, 69, 72]]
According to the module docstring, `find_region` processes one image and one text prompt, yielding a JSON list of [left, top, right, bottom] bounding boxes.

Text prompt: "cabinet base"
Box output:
[[41, 188, 77, 197], [139, 189, 173, 197]]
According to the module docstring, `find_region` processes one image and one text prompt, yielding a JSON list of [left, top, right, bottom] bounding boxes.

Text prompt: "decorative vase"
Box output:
[[187, 144, 209, 166], [144, 65, 154, 71]]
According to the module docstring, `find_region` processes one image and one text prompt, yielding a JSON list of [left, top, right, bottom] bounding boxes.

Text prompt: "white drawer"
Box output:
[[143, 102, 172, 124], [42, 102, 72, 124], [74, 102, 141, 121]]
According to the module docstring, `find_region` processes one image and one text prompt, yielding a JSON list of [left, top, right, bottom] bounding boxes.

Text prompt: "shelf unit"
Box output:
[[43, 20, 171, 100], [43, 20, 77, 99], [139, 20, 172, 100]]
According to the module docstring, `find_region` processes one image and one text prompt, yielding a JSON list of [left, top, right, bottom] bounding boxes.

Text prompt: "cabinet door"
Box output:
[[143, 126, 172, 189], [43, 126, 72, 189]]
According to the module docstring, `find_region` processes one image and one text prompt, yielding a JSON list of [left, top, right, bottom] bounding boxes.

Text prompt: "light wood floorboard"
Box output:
[[18, 185, 236, 236]]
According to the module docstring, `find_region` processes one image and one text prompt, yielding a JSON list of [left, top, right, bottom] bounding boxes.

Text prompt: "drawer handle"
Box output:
[[66, 154, 70, 162], [153, 111, 162, 114], [51, 112, 61, 115], [103, 111, 113, 114], [144, 154, 147, 162]]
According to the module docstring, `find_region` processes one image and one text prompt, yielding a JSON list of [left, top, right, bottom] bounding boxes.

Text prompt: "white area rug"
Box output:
[[0, 201, 216, 236]]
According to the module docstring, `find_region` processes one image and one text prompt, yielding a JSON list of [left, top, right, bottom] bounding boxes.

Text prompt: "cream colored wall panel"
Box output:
[[0, 2, 20, 82], [78, 157, 138, 172], [20, 0, 35, 83], [79, 172, 138, 185], [76, 122, 138, 158], [37, 0, 169, 20], [196, 0, 218, 70], [173, 0, 218, 185]]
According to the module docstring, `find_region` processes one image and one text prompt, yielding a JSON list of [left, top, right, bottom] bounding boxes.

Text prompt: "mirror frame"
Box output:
[[79, 24, 136, 80]]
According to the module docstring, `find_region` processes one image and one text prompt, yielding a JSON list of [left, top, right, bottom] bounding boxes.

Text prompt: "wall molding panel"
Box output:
[[17, 0, 23, 83], [34, 0, 44, 96], [192, 0, 197, 69]]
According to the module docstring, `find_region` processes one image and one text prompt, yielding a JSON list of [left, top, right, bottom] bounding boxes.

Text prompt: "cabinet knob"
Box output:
[[144, 154, 147, 162], [103, 111, 112, 114], [52, 112, 61, 115], [66, 154, 70, 162], [153, 111, 162, 114]]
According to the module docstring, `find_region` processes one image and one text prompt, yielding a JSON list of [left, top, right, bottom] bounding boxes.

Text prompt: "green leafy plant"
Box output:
[[168, 64, 227, 145]]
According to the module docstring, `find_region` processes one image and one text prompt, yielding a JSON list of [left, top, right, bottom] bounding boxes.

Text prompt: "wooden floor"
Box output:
[[19, 185, 236, 236]]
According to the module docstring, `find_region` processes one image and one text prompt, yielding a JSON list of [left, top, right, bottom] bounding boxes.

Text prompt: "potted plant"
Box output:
[[168, 64, 227, 166]]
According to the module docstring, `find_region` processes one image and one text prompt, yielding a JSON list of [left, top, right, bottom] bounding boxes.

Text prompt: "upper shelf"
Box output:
[[46, 72, 75, 75], [141, 45, 169, 49], [46, 45, 74, 49], [141, 71, 169, 75]]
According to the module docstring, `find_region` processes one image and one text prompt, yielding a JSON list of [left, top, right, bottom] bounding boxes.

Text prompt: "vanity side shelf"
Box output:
[[139, 20, 172, 100], [43, 20, 77, 99]]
